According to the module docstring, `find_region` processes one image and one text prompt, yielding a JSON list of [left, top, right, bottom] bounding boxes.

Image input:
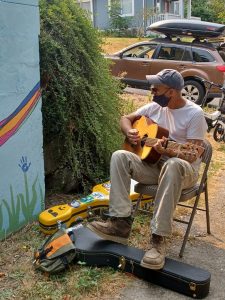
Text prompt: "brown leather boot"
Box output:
[[86, 216, 133, 245], [141, 234, 166, 270]]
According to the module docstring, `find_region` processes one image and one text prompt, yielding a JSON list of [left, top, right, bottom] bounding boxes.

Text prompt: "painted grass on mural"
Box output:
[[0, 157, 44, 239]]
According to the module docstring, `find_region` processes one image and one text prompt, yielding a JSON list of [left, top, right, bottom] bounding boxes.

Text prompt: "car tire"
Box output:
[[213, 123, 225, 142], [182, 80, 205, 105]]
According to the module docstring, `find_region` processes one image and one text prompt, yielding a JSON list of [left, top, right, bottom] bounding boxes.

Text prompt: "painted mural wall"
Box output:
[[0, 0, 45, 239]]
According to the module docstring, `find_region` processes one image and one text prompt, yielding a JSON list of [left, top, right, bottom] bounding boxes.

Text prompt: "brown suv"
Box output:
[[106, 37, 225, 104]]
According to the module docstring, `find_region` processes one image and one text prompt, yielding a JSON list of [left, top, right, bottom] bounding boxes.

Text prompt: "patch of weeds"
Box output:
[[129, 212, 151, 248], [120, 96, 136, 115], [50, 272, 67, 283], [30, 222, 42, 233], [76, 266, 103, 292], [24, 280, 64, 299], [208, 160, 223, 176], [8, 223, 44, 251], [134, 213, 150, 226], [8, 270, 25, 280], [217, 144, 225, 153], [0, 288, 15, 300]]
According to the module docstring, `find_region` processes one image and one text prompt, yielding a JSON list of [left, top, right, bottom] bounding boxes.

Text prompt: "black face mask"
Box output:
[[153, 94, 170, 107]]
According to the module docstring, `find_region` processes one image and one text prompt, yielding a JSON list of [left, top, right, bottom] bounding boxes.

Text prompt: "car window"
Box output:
[[122, 44, 157, 58], [182, 48, 192, 61], [157, 46, 185, 61], [192, 48, 215, 62], [218, 50, 225, 62]]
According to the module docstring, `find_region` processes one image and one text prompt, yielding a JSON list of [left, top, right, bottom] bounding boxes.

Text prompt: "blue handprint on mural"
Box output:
[[18, 156, 39, 223], [0, 156, 44, 239], [19, 156, 31, 173]]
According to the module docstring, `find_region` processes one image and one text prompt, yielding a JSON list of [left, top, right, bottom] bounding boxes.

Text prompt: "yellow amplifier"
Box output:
[[39, 180, 152, 234]]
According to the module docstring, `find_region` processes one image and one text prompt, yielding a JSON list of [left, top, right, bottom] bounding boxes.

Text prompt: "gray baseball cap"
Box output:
[[146, 69, 184, 90]]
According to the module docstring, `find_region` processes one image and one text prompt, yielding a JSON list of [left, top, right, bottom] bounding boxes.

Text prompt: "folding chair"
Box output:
[[134, 139, 213, 257]]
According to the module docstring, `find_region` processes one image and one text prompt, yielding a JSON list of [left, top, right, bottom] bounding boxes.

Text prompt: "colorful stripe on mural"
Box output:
[[0, 82, 41, 146]]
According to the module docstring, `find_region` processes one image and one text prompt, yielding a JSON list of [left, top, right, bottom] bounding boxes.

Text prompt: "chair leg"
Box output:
[[204, 183, 211, 234], [132, 194, 143, 217], [179, 195, 201, 258]]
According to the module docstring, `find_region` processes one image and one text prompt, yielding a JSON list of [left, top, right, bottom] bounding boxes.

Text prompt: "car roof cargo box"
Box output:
[[148, 19, 225, 39]]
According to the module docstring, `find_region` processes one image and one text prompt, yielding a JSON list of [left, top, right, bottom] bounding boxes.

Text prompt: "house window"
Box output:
[[109, 0, 134, 17], [174, 1, 180, 15], [156, 0, 160, 13], [77, 0, 93, 21], [79, 1, 91, 11], [121, 0, 134, 16]]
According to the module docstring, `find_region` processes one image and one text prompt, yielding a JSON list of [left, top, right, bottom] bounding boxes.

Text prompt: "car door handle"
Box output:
[[141, 62, 150, 66], [179, 64, 186, 69]]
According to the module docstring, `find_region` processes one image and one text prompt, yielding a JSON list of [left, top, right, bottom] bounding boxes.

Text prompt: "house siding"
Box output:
[[132, 0, 155, 28], [82, 0, 178, 30], [93, 0, 109, 29], [2, 0, 38, 4], [92, 0, 156, 30], [132, 1, 144, 28]]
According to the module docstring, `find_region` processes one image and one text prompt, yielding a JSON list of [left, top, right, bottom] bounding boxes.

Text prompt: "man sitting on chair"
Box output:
[[87, 69, 208, 270]]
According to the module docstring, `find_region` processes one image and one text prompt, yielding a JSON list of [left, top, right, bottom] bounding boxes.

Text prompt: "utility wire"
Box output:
[[0, 0, 38, 7]]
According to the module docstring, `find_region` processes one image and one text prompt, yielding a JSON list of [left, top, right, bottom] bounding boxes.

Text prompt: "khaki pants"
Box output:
[[109, 150, 199, 237]]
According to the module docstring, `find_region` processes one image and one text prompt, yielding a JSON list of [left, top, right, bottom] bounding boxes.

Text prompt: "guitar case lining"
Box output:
[[72, 225, 210, 299]]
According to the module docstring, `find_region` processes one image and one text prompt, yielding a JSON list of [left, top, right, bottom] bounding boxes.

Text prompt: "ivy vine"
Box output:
[[40, 0, 123, 192]]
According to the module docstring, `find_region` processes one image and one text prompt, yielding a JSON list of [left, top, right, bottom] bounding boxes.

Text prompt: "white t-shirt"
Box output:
[[135, 100, 208, 170]]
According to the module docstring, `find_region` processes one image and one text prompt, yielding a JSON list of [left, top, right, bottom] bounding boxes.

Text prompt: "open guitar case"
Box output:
[[70, 225, 210, 299]]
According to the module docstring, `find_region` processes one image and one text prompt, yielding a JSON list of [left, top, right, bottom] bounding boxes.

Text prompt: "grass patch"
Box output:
[[208, 159, 224, 176], [129, 212, 151, 250], [120, 93, 151, 116], [0, 222, 129, 300], [102, 37, 147, 54], [217, 144, 225, 152], [0, 289, 15, 300], [120, 95, 136, 115]]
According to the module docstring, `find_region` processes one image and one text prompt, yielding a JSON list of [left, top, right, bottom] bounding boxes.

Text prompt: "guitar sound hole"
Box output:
[[141, 134, 148, 147]]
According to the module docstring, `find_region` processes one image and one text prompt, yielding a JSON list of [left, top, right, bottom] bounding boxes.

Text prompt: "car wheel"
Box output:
[[182, 80, 205, 105], [213, 123, 224, 142]]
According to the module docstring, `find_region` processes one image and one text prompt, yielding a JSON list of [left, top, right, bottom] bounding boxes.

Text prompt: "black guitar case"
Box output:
[[71, 225, 210, 299]]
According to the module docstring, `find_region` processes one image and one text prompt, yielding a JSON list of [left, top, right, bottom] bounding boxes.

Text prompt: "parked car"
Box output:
[[106, 37, 225, 104]]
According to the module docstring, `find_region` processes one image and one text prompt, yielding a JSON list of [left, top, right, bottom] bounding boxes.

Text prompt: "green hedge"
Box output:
[[40, 0, 123, 192]]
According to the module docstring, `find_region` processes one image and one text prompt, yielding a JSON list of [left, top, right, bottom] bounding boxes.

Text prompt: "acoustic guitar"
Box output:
[[123, 116, 205, 163], [123, 116, 169, 163]]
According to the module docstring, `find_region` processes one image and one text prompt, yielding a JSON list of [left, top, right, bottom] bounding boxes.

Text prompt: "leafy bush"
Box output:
[[209, 0, 225, 23], [40, 0, 123, 192], [190, 0, 217, 22], [108, 0, 133, 37]]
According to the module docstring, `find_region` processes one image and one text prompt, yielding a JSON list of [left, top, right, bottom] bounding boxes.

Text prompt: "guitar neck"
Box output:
[[143, 137, 159, 146], [144, 138, 205, 158]]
